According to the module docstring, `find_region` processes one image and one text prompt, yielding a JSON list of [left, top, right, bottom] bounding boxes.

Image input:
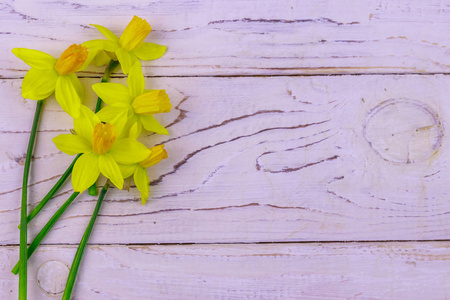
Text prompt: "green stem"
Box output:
[[12, 192, 80, 275], [63, 183, 109, 300], [89, 59, 119, 197], [19, 99, 44, 300], [20, 154, 81, 227]]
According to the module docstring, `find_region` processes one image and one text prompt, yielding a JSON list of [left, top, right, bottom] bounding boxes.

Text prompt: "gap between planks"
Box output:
[[3, 239, 450, 247], [4, 72, 450, 80]]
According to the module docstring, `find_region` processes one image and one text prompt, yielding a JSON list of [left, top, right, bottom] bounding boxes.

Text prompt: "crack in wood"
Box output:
[[0, 129, 68, 134], [265, 155, 339, 174], [1, 3, 39, 21], [255, 133, 334, 171], [163, 109, 306, 144], [0, 172, 66, 196], [208, 18, 360, 26], [150, 119, 330, 186]]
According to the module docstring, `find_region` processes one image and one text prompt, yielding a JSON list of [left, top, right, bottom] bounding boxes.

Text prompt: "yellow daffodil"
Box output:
[[119, 144, 168, 204], [83, 16, 166, 74], [52, 105, 151, 192], [12, 44, 89, 118], [93, 63, 171, 136]]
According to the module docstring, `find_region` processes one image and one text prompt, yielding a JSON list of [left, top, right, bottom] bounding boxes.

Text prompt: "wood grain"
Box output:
[[2, 74, 450, 245], [3, 1, 450, 298], [2, 0, 450, 77], [2, 242, 450, 299]]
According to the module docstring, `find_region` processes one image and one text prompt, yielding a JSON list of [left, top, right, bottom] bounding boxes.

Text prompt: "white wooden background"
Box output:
[[2, 0, 450, 299]]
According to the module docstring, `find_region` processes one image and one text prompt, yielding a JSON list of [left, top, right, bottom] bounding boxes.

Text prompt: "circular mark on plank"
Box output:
[[364, 99, 443, 164], [36, 260, 70, 296]]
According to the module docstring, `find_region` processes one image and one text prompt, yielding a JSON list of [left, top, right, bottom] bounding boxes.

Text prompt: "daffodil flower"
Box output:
[[93, 63, 171, 136], [52, 105, 151, 192], [119, 144, 168, 204], [12, 44, 89, 118], [83, 15, 166, 74]]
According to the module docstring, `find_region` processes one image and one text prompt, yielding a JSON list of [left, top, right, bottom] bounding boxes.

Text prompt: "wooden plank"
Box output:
[[2, 75, 450, 244], [2, 0, 450, 77], [2, 242, 450, 299]]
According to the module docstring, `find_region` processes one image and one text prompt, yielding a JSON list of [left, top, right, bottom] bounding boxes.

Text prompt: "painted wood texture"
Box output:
[[2, 75, 450, 245], [2, 0, 450, 77], [3, 242, 450, 299], [2, 0, 450, 299]]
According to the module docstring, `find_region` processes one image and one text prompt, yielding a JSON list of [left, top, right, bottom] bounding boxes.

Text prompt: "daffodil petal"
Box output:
[[53, 134, 92, 155], [128, 62, 144, 98], [91, 24, 119, 42], [116, 47, 133, 74], [110, 138, 150, 164], [97, 105, 129, 124], [12, 48, 56, 70], [91, 50, 111, 66], [78, 48, 100, 71], [108, 109, 128, 138], [92, 82, 131, 105], [118, 163, 138, 179], [55, 75, 82, 118], [79, 48, 112, 69], [99, 153, 123, 189], [130, 52, 139, 66], [74, 105, 100, 141], [134, 166, 149, 205], [117, 116, 140, 140], [72, 152, 100, 192], [83, 39, 119, 52], [21, 68, 58, 100], [140, 115, 169, 135], [132, 42, 166, 60], [68, 74, 84, 100], [128, 122, 142, 140]]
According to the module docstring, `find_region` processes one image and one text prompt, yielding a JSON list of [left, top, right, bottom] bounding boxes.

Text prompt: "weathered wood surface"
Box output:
[[2, 0, 450, 299], [2, 75, 450, 244], [2, 242, 450, 299], [2, 0, 450, 77]]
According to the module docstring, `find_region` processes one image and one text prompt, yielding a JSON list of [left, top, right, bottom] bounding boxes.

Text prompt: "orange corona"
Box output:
[[54, 44, 88, 75], [139, 145, 168, 168], [92, 123, 117, 154]]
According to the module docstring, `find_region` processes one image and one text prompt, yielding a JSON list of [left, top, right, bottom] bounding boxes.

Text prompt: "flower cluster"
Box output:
[[13, 15, 169, 204], [12, 16, 171, 299]]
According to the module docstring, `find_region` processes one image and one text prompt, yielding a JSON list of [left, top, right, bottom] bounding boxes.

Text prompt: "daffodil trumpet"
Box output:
[[18, 99, 43, 300], [63, 182, 110, 300], [12, 192, 80, 275]]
